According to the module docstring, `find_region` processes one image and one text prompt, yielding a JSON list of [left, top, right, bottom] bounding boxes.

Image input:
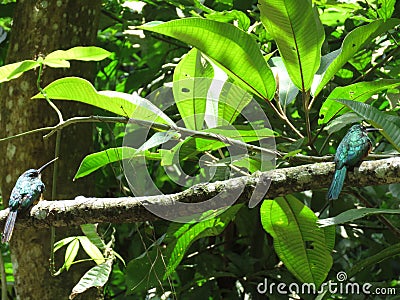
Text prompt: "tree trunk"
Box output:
[[0, 1, 101, 298]]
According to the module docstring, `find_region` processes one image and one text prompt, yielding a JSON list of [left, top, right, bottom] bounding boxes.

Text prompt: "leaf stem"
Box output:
[[36, 62, 63, 276]]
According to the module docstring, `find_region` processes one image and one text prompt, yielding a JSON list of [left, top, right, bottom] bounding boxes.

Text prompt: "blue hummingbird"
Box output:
[[327, 124, 373, 200], [2, 157, 58, 243]]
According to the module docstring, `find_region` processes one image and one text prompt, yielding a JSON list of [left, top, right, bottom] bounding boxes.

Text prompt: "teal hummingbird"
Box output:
[[2, 157, 58, 243], [327, 124, 373, 200]]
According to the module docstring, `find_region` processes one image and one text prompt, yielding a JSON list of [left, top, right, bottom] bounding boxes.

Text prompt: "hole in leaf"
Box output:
[[305, 241, 314, 250]]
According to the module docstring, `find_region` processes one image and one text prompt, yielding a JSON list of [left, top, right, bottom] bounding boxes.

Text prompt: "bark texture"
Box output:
[[0, 1, 101, 299]]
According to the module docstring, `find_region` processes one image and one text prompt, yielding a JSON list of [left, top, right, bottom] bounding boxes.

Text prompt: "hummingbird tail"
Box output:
[[327, 167, 347, 200], [2, 210, 18, 243]]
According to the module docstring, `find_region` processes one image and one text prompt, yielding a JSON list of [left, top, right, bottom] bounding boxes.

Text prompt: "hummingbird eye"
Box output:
[[27, 171, 38, 178]]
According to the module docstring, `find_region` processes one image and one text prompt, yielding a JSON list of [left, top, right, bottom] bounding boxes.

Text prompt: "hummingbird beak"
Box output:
[[366, 127, 381, 132], [37, 157, 59, 174]]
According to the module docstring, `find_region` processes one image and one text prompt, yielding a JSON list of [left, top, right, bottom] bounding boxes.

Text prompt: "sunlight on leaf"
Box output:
[[32, 77, 174, 125], [259, 0, 324, 91], [260, 195, 334, 288], [135, 18, 276, 100]]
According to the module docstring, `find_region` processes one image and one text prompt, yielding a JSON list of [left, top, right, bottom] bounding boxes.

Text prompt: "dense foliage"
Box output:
[[0, 0, 399, 299]]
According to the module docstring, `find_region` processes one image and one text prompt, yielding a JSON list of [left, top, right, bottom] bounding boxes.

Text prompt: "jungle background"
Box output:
[[0, 0, 399, 299]]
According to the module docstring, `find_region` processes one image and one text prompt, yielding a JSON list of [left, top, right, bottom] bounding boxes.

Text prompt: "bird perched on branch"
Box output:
[[327, 124, 374, 200], [2, 157, 58, 243]]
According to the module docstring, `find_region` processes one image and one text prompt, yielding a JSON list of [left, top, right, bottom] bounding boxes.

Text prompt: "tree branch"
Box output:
[[0, 157, 398, 228]]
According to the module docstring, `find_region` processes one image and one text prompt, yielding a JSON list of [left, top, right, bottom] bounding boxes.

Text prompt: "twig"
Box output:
[[0, 115, 280, 157], [349, 190, 400, 238], [352, 46, 400, 84]]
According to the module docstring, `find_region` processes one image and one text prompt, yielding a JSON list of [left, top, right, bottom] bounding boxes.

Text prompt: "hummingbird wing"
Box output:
[[345, 134, 372, 168], [334, 141, 348, 170]]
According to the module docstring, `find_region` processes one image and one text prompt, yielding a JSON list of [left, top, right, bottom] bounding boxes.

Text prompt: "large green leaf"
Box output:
[[32, 77, 174, 125], [259, 0, 324, 91], [313, 18, 400, 97], [164, 205, 243, 279], [74, 147, 161, 180], [318, 208, 400, 227], [319, 79, 400, 124], [136, 18, 276, 100], [260, 195, 335, 288], [334, 99, 400, 151]]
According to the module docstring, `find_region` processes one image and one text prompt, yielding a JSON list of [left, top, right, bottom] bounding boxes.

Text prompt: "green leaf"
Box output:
[[80, 224, 106, 251], [311, 49, 340, 95], [324, 112, 363, 135], [377, 0, 396, 21], [260, 195, 334, 288], [78, 237, 105, 265], [164, 205, 243, 279], [74, 147, 160, 180], [270, 57, 299, 106], [313, 18, 400, 97], [173, 78, 208, 130], [65, 238, 80, 271], [70, 260, 112, 299], [215, 81, 254, 125], [318, 208, 400, 227], [319, 79, 400, 124], [0, 60, 40, 83], [136, 18, 276, 100], [32, 77, 174, 125], [136, 131, 179, 153], [173, 48, 214, 81], [259, 0, 324, 91], [334, 99, 400, 151], [54, 236, 77, 252], [44, 46, 110, 62], [173, 49, 214, 130], [203, 9, 250, 31]]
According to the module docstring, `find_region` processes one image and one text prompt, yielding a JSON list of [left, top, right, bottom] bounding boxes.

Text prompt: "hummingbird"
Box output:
[[327, 124, 373, 200], [2, 157, 58, 243]]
